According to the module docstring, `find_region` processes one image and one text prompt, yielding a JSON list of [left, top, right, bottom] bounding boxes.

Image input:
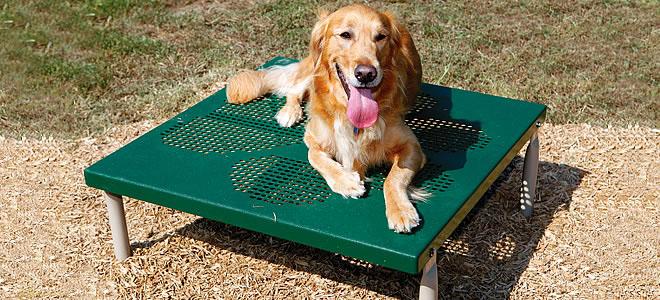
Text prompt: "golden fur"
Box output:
[[227, 4, 425, 233]]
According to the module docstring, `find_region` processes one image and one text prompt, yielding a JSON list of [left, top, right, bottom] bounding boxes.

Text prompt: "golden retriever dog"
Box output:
[[226, 4, 425, 233]]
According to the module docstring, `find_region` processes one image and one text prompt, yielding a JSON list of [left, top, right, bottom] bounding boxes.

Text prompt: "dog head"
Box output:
[[309, 4, 405, 128]]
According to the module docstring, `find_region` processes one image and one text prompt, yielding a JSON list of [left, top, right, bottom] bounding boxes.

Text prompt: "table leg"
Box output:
[[419, 249, 438, 300], [520, 133, 539, 218], [104, 191, 132, 260]]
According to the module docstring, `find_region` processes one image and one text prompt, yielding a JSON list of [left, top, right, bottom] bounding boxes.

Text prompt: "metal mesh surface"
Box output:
[[230, 155, 331, 206], [406, 117, 491, 152], [161, 94, 489, 154], [161, 95, 305, 154]]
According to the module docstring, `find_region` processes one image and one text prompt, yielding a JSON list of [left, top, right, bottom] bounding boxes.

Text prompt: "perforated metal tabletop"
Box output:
[[84, 57, 546, 274]]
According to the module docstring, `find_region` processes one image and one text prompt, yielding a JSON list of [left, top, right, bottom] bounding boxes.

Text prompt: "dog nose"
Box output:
[[354, 64, 377, 84]]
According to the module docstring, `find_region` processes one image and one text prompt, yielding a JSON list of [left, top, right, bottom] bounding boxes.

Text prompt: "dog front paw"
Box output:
[[386, 201, 421, 233], [327, 171, 365, 199], [275, 105, 303, 127]]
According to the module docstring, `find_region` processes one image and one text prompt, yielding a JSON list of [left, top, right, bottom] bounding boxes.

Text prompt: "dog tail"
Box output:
[[226, 62, 304, 104], [408, 186, 431, 203]]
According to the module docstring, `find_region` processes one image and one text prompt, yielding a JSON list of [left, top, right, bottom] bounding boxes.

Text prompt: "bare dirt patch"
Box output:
[[0, 123, 658, 298]]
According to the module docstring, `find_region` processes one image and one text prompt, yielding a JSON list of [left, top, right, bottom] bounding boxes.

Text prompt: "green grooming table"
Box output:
[[85, 57, 545, 298]]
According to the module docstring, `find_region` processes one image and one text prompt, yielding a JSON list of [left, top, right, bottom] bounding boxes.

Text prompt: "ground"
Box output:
[[1, 122, 657, 298], [0, 0, 659, 299]]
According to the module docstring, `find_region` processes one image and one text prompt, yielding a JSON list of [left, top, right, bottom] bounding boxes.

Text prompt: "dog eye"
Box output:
[[375, 33, 387, 41], [339, 32, 351, 39]]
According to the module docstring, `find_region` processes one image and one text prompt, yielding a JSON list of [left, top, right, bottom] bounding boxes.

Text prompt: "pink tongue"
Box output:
[[346, 85, 378, 128]]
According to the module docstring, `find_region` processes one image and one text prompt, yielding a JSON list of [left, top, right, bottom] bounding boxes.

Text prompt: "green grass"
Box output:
[[0, 0, 658, 138]]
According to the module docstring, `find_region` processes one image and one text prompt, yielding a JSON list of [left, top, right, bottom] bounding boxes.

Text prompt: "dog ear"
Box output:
[[309, 9, 330, 66], [383, 11, 403, 47], [316, 8, 330, 20]]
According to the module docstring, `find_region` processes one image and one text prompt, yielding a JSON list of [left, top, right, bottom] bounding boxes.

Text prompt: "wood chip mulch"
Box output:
[[1, 122, 658, 299]]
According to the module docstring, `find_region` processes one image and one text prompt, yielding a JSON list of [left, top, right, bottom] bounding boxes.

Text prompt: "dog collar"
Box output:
[[353, 127, 359, 138]]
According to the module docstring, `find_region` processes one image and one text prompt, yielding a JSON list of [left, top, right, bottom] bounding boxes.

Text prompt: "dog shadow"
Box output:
[[132, 158, 586, 299]]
